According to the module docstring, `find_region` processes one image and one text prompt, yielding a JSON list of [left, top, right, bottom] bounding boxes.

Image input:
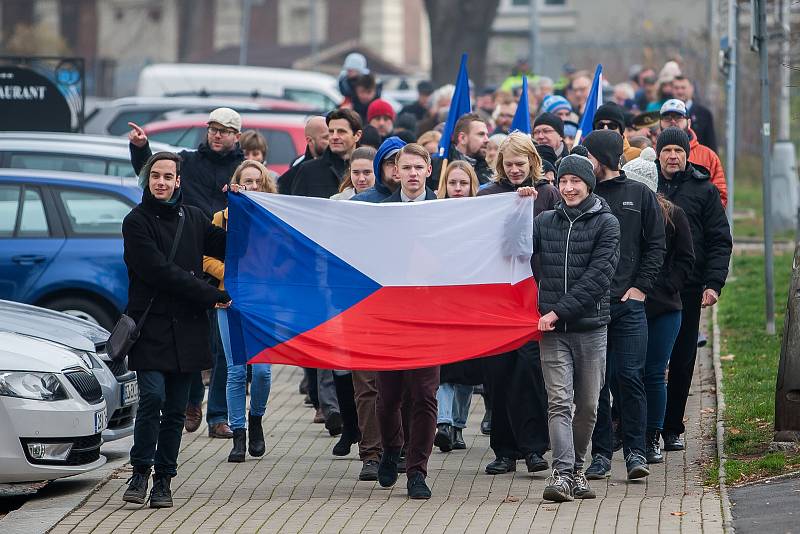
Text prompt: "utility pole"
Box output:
[[239, 0, 253, 65], [724, 0, 738, 229], [309, 0, 319, 68], [528, 0, 539, 74]]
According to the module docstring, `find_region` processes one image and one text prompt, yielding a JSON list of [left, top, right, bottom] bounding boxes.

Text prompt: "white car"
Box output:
[[0, 331, 108, 483]]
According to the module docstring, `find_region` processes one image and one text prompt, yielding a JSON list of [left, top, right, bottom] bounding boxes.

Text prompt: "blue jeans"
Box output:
[[645, 311, 682, 432], [130, 370, 193, 477], [218, 309, 271, 430], [592, 299, 648, 459], [436, 383, 472, 428], [187, 309, 228, 424]]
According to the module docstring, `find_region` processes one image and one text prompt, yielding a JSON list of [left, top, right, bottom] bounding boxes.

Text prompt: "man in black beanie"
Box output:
[[533, 112, 567, 159], [592, 103, 627, 135], [583, 129, 666, 482], [656, 127, 731, 453]]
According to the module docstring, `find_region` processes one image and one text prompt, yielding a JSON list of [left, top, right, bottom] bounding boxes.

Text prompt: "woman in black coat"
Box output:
[[122, 152, 230, 509]]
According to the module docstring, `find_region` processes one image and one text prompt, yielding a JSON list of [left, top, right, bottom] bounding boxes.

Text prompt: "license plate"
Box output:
[[94, 407, 107, 434], [121, 380, 139, 406]]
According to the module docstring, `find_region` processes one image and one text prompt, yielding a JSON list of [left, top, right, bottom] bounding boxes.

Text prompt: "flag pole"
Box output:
[[438, 158, 449, 184]]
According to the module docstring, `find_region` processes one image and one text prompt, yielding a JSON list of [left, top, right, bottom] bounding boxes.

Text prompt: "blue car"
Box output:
[[0, 169, 142, 329]]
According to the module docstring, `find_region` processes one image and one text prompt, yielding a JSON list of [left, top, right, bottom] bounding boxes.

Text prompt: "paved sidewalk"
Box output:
[[46, 343, 724, 533]]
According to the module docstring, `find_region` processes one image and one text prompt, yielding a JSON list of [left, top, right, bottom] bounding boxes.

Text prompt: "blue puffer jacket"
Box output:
[[351, 136, 406, 203]]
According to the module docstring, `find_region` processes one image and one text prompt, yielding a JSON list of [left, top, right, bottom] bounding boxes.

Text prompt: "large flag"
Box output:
[[575, 64, 603, 145], [510, 75, 531, 134], [224, 192, 541, 371], [437, 53, 472, 158]]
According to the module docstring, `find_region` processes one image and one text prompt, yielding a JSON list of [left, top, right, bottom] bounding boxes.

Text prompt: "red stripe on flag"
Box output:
[[249, 278, 541, 370]]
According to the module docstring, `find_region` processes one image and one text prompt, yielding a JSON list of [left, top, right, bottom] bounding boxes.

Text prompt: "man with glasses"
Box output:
[[592, 103, 626, 136], [659, 99, 727, 208], [533, 112, 567, 160]]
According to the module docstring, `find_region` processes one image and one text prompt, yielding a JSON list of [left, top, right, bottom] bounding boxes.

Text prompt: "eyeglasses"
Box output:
[[533, 127, 558, 136], [660, 114, 686, 124], [595, 121, 619, 130], [208, 126, 237, 136]]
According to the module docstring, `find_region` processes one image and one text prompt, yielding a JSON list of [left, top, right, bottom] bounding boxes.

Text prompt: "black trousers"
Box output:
[[333, 372, 359, 436], [485, 340, 550, 459], [663, 290, 703, 435]]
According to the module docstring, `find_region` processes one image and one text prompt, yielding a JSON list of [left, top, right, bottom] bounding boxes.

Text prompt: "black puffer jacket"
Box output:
[[290, 147, 347, 198], [131, 141, 244, 220], [656, 162, 732, 294], [533, 194, 621, 332], [593, 171, 666, 300], [122, 188, 229, 373]]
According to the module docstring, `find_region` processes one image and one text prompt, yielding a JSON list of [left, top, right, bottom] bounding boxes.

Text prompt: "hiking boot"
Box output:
[[453, 427, 466, 450], [525, 452, 549, 473], [248, 413, 266, 457], [122, 467, 150, 504], [485, 457, 516, 475], [434, 423, 454, 452], [626, 452, 650, 480], [184, 404, 202, 433], [325, 411, 343, 437], [378, 448, 401, 487], [662, 433, 685, 451], [208, 422, 233, 439], [573, 469, 596, 499], [228, 428, 246, 462], [407, 471, 432, 500], [359, 460, 379, 481], [313, 407, 325, 423], [332, 428, 361, 456], [646, 430, 663, 464], [149, 475, 173, 508], [585, 454, 612, 480], [480, 409, 492, 435], [542, 469, 574, 502]]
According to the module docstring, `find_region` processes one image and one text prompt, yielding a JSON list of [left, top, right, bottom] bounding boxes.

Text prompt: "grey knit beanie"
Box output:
[[557, 154, 596, 190]]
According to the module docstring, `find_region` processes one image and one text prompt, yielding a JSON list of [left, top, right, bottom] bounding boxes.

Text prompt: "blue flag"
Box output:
[[575, 64, 603, 145], [510, 76, 530, 134], [437, 53, 471, 158]]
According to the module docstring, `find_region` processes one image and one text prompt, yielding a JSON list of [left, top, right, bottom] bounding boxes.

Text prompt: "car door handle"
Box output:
[[12, 255, 47, 265]]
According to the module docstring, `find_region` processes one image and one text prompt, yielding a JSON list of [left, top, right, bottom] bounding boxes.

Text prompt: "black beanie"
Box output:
[[557, 154, 596, 191], [583, 129, 624, 171], [656, 127, 691, 157], [533, 112, 564, 138], [592, 102, 626, 133], [535, 143, 557, 166]]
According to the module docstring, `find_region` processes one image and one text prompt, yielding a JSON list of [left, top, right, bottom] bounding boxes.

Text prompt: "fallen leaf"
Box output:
[[502, 496, 519, 503], [701, 408, 716, 414], [720, 354, 735, 361], [671, 511, 688, 516], [729, 428, 741, 435]]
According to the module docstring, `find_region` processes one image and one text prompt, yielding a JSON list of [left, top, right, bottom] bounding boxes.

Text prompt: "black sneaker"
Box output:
[[148, 475, 173, 508], [480, 410, 492, 435], [485, 457, 516, 475], [525, 452, 549, 473], [662, 433, 685, 451], [378, 449, 401, 487], [122, 468, 150, 504], [407, 471, 432, 499], [434, 423, 454, 452], [585, 454, 612, 480], [453, 428, 466, 450], [332, 429, 361, 457], [626, 452, 650, 480], [542, 469, 574, 502], [573, 469, 596, 499], [646, 431, 664, 464], [325, 412, 343, 437], [359, 460, 379, 481]]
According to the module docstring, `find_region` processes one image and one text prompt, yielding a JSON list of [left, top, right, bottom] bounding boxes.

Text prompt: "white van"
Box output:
[[137, 63, 343, 112]]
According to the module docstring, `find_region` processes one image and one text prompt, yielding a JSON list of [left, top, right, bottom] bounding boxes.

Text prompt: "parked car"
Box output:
[[143, 113, 307, 175], [137, 63, 342, 112], [0, 169, 141, 330], [0, 132, 178, 179], [0, 331, 107, 483], [0, 299, 138, 442], [84, 95, 315, 136]]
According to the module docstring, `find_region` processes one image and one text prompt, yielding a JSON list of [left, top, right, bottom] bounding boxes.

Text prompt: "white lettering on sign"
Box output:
[[0, 85, 47, 100]]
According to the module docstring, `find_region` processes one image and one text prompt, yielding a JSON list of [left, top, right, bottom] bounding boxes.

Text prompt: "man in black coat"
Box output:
[[655, 127, 732, 451], [128, 108, 244, 219], [121, 152, 231, 509], [277, 115, 330, 195], [583, 130, 666, 482], [430, 113, 493, 189]]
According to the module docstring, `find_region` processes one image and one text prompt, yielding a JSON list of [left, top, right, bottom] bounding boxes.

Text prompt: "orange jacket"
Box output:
[[688, 128, 727, 208]]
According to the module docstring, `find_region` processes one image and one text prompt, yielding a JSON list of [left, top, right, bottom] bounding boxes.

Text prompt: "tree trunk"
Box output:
[[424, 0, 501, 89], [775, 240, 800, 440]]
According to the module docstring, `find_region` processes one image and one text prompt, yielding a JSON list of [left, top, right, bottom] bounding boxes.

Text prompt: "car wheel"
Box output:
[[43, 297, 115, 330]]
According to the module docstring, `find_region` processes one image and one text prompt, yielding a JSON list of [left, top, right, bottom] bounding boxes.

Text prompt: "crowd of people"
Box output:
[[118, 53, 733, 508]]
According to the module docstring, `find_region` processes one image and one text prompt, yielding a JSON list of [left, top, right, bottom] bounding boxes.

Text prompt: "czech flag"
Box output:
[[224, 192, 541, 371]]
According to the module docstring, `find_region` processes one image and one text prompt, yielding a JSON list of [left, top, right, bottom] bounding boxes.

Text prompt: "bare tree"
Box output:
[[424, 0, 501, 88]]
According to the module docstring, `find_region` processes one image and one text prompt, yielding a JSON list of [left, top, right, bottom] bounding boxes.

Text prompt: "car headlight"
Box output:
[[0, 371, 69, 401]]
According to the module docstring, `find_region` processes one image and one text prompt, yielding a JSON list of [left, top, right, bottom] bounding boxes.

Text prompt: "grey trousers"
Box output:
[[317, 369, 340, 418], [540, 327, 607, 474]]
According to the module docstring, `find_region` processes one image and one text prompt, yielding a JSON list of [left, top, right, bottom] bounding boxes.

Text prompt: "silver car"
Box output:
[[0, 300, 137, 442]]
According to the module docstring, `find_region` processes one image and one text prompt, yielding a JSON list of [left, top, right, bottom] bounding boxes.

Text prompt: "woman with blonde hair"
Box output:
[[204, 159, 275, 463], [436, 160, 479, 199], [417, 130, 442, 156]]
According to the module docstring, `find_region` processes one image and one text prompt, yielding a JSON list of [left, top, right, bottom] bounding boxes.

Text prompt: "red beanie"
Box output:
[[367, 99, 396, 123]]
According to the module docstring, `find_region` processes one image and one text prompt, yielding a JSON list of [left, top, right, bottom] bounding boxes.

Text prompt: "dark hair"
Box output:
[[353, 73, 376, 91], [326, 108, 363, 135], [453, 112, 485, 144], [144, 151, 181, 176], [240, 130, 267, 156]]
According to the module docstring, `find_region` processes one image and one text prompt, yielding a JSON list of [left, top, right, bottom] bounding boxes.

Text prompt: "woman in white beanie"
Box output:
[[622, 146, 696, 464]]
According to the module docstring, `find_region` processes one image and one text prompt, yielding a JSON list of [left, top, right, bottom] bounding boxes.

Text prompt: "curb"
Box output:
[[712, 305, 736, 534]]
